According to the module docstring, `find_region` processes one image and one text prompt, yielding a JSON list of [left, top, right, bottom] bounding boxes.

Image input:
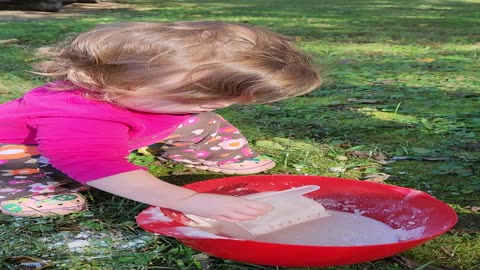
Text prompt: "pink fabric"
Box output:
[[0, 84, 191, 183]]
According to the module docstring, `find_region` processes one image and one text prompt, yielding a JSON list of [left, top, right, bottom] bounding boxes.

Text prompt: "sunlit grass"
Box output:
[[0, 0, 479, 269]]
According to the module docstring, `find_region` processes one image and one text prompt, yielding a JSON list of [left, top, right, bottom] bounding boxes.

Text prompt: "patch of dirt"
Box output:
[[0, 1, 133, 21]]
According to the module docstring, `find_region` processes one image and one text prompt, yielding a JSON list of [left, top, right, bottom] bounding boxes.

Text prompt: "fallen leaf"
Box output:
[[419, 157, 451, 161], [447, 227, 478, 235], [389, 255, 449, 270], [361, 173, 392, 183], [347, 98, 380, 104], [339, 143, 353, 149], [192, 253, 213, 269], [0, 38, 20, 45], [346, 151, 390, 164], [387, 156, 450, 162], [4, 256, 52, 270], [416, 57, 437, 63], [329, 167, 345, 173], [465, 206, 480, 213], [338, 58, 357, 65], [136, 147, 152, 155]]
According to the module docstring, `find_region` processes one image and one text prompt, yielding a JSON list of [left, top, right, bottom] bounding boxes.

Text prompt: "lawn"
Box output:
[[0, 0, 479, 269]]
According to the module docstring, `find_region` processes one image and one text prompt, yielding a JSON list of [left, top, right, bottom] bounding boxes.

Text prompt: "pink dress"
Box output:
[[0, 84, 190, 183]]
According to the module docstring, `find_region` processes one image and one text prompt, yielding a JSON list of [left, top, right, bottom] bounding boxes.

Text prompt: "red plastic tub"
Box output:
[[136, 175, 457, 267]]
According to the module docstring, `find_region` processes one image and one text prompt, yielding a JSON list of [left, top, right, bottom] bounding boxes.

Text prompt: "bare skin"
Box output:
[[89, 94, 273, 222], [88, 170, 272, 222]]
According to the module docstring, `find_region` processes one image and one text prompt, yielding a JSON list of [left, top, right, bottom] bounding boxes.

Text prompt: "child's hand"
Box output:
[[87, 170, 271, 222], [174, 193, 273, 222]]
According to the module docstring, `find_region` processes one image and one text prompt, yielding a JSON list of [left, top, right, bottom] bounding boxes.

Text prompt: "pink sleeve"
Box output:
[[29, 117, 147, 184]]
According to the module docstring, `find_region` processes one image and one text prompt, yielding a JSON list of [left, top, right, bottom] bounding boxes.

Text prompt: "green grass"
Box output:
[[0, 0, 479, 269]]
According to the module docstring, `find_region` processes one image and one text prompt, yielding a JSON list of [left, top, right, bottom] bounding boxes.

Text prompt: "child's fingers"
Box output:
[[235, 205, 270, 217], [212, 216, 242, 223], [244, 200, 273, 211], [221, 211, 259, 221]]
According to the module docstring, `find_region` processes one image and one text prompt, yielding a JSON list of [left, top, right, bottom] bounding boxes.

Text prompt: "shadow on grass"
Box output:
[[116, 0, 480, 44], [0, 2, 478, 268]]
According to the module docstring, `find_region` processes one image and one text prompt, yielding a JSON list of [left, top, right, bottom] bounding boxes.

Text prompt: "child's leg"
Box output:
[[148, 112, 275, 174], [0, 144, 87, 217]]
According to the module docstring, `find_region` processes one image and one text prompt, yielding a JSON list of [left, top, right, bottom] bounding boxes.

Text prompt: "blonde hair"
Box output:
[[34, 21, 322, 104]]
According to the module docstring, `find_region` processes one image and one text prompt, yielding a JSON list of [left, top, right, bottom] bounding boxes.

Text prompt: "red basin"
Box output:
[[136, 175, 457, 267]]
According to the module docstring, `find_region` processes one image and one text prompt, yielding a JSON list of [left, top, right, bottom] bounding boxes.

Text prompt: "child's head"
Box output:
[[35, 21, 321, 105]]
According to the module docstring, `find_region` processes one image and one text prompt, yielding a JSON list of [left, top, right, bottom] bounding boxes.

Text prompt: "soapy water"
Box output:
[[254, 210, 425, 246], [138, 188, 427, 246], [139, 206, 426, 246]]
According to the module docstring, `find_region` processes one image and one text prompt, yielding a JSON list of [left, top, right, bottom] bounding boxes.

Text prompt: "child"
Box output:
[[0, 21, 321, 221]]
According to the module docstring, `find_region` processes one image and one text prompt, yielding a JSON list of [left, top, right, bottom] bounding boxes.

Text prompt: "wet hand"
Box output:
[[174, 192, 273, 222]]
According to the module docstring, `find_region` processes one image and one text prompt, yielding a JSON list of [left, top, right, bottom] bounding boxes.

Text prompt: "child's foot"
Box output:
[[0, 193, 87, 217], [185, 156, 275, 174]]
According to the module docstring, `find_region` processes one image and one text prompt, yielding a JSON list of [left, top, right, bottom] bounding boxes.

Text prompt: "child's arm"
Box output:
[[31, 116, 271, 221], [87, 170, 272, 222]]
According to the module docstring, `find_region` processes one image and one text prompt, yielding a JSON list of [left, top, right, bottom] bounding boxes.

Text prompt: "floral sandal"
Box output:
[[185, 156, 276, 175], [0, 192, 87, 217]]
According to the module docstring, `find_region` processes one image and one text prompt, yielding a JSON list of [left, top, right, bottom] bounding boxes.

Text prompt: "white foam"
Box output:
[[393, 226, 426, 241], [171, 226, 231, 239], [254, 210, 425, 246], [142, 207, 173, 222]]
